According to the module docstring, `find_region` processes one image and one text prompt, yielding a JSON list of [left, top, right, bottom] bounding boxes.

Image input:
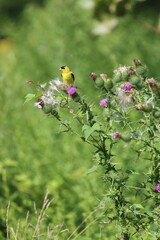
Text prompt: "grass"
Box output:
[[6, 192, 66, 240]]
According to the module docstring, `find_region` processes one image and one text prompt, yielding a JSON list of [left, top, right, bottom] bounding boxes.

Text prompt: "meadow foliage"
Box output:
[[0, 0, 160, 239]]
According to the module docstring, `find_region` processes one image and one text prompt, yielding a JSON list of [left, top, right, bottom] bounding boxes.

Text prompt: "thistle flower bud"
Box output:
[[121, 70, 129, 81], [104, 78, 113, 90], [89, 72, 97, 81], [112, 71, 122, 82], [95, 77, 104, 88], [153, 111, 160, 118], [128, 67, 141, 85], [121, 132, 131, 142], [113, 66, 129, 82], [136, 104, 143, 111], [128, 67, 136, 75], [133, 59, 147, 76], [142, 103, 153, 113], [133, 59, 141, 66], [100, 73, 107, 81], [146, 77, 156, 85], [136, 103, 153, 113], [135, 65, 147, 77], [43, 104, 53, 114], [146, 78, 160, 91], [129, 74, 141, 85]]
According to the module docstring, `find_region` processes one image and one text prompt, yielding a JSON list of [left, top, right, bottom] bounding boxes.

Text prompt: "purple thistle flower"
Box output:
[[155, 183, 160, 191], [67, 87, 77, 95], [99, 98, 109, 107], [124, 82, 132, 91], [113, 132, 120, 139]]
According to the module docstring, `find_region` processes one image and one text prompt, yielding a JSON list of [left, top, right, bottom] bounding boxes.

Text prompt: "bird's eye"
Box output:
[[61, 66, 66, 69]]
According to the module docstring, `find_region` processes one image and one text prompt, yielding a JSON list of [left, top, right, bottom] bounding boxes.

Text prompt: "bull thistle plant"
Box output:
[[25, 60, 160, 239]]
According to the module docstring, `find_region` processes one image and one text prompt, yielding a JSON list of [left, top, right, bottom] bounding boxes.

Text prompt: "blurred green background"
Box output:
[[0, 0, 160, 239]]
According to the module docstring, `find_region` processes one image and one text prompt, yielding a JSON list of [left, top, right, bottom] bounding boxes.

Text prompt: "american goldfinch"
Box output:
[[59, 66, 75, 85]]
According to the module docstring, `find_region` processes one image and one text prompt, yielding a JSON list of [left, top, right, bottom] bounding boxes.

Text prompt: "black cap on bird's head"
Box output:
[[59, 66, 70, 72], [59, 66, 66, 71]]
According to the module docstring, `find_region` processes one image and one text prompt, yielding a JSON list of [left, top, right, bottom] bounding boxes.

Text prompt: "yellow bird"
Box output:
[[59, 66, 75, 85]]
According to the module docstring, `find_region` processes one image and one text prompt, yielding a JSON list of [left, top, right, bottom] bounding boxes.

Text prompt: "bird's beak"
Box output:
[[59, 68, 62, 71]]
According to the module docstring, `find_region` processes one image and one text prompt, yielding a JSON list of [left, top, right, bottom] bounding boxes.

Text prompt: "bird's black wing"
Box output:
[[71, 73, 75, 81]]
